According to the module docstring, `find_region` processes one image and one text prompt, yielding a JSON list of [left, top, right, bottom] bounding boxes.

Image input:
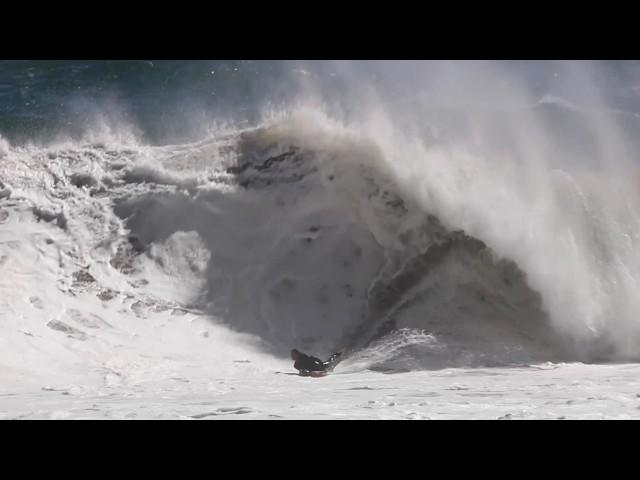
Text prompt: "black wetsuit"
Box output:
[[294, 352, 342, 373]]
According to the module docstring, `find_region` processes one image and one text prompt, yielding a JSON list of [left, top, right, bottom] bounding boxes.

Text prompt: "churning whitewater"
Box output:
[[3, 60, 640, 419]]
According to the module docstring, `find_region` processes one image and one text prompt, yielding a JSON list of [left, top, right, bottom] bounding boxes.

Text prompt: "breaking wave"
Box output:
[[5, 61, 640, 372]]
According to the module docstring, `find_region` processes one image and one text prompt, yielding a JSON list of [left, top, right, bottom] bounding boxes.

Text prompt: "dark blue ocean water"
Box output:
[[2, 60, 640, 145], [0, 60, 300, 143]]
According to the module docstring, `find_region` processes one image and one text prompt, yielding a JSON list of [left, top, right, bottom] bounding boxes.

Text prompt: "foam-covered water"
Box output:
[[4, 61, 640, 386]]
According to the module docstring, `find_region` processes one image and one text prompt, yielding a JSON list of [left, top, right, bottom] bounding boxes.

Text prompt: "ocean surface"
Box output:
[[3, 60, 640, 418]]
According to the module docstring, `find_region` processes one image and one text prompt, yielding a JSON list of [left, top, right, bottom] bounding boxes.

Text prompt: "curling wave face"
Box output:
[[108, 117, 560, 367]]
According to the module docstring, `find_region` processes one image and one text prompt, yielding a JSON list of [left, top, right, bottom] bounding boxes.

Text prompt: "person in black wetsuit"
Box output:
[[291, 349, 342, 375]]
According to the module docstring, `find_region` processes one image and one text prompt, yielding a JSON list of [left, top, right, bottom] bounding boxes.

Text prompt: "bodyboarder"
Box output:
[[291, 349, 343, 377]]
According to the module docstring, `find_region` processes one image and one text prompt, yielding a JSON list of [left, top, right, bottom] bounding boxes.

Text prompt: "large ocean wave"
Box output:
[[3, 61, 640, 372]]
